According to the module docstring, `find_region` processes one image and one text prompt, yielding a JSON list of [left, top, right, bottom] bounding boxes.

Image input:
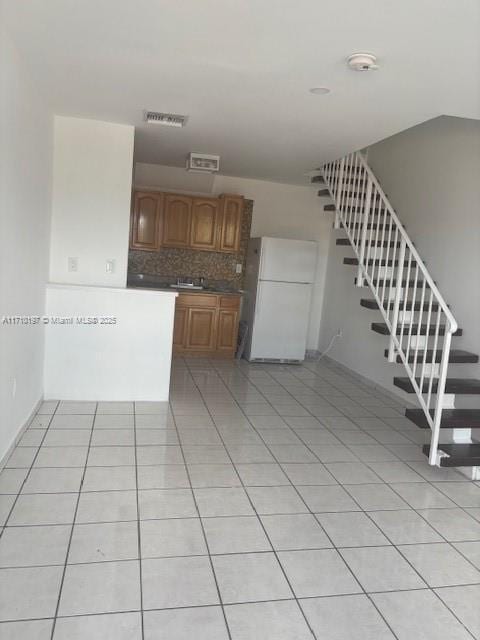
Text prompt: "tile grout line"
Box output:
[[0, 405, 59, 536], [49, 401, 98, 640], [168, 390, 234, 640], [133, 403, 145, 640]]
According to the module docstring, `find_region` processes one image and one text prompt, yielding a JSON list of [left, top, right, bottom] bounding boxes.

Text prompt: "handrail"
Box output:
[[322, 151, 458, 466]]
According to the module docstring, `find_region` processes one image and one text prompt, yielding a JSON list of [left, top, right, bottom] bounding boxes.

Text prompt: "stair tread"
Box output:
[[407, 408, 480, 429], [345, 258, 417, 267], [394, 377, 480, 394], [371, 322, 462, 337], [356, 278, 425, 287], [423, 443, 480, 467], [384, 349, 478, 364], [336, 238, 400, 247], [324, 204, 384, 215], [319, 188, 368, 198], [352, 223, 391, 231], [361, 299, 439, 311]]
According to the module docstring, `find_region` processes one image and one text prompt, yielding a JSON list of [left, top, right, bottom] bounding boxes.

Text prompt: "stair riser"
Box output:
[[397, 335, 428, 349], [441, 393, 456, 409], [365, 285, 405, 299], [422, 363, 440, 377], [451, 429, 473, 444]]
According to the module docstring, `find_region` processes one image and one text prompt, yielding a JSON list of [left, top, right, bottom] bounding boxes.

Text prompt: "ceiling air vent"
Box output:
[[186, 153, 220, 173], [144, 111, 188, 127]]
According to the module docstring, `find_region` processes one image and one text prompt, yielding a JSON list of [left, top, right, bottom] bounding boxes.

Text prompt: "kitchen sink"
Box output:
[[170, 283, 204, 290]]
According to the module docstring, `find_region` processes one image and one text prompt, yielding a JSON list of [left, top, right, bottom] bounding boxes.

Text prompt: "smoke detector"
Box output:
[[144, 111, 188, 127], [347, 53, 379, 72]]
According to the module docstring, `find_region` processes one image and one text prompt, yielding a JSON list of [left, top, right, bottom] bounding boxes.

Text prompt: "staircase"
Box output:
[[318, 151, 480, 474]]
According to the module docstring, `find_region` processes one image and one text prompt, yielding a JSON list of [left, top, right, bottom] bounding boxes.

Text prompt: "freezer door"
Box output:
[[249, 281, 312, 361], [259, 237, 317, 283]]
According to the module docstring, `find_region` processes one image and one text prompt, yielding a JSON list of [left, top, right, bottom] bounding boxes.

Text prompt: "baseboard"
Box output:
[[0, 397, 43, 470], [320, 355, 416, 409]]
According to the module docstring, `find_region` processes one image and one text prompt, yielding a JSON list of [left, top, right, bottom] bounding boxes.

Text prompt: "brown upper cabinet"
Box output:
[[190, 198, 219, 251], [218, 194, 244, 253], [130, 190, 243, 254], [162, 194, 192, 248], [130, 191, 163, 250]]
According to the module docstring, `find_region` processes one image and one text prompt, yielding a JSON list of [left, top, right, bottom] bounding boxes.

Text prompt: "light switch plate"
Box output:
[[235, 263, 242, 274], [106, 259, 116, 273], [68, 257, 78, 272]]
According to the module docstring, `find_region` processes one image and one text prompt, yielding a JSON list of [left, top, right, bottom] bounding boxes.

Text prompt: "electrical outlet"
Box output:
[[337, 328, 343, 337], [68, 257, 78, 272], [235, 263, 242, 274], [106, 259, 116, 273]]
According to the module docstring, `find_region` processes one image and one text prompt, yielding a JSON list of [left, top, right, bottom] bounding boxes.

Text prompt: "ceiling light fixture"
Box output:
[[309, 87, 331, 95]]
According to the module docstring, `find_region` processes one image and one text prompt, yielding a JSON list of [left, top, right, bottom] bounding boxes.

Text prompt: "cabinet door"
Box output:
[[186, 308, 217, 351], [130, 191, 163, 250], [190, 198, 219, 251], [163, 195, 192, 247], [216, 309, 239, 353], [173, 306, 187, 347], [218, 195, 243, 253]]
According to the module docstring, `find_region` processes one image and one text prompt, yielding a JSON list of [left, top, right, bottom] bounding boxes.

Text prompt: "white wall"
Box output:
[[50, 116, 134, 288], [0, 23, 53, 462], [319, 116, 480, 403], [44, 284, 177, 401], [134, 162, 333, 350]]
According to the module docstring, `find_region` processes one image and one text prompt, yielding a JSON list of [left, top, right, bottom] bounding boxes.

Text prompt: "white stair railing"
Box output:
[[322, 151, 458, 466]]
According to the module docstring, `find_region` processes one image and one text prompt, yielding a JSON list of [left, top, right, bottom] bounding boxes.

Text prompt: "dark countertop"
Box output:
[[127, 278, 243, 297]]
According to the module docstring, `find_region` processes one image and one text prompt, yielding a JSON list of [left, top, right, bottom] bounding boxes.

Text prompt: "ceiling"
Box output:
[[3, 0, 479, 184]]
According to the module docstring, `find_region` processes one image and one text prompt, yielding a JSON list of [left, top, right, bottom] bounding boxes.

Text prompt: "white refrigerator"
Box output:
[[243, 237, 317, 363]]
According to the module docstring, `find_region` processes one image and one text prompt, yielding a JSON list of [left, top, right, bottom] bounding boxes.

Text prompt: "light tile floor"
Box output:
[[1, 358, 480, 639]]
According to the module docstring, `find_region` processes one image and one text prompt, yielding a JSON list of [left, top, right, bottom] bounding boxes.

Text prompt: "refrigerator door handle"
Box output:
[[254, 289, 261, 319]]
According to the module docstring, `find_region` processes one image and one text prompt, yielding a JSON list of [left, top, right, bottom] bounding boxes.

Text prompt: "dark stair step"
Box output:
[[394, 377, 480, 394], [316, 175, 367, 186], [355, 278, 425, 288], [319, 188, 371, 199], [371, 322, 462, 337], [324, 203, 385, 214], [351, 223, 392, 231], [423, 443, 480, 467], [361, 299, 439, 311], [407, 408, 480, 429], [345, 257, 417, 267], [336, 238, 400, 248], [385, 349, 478, 364]]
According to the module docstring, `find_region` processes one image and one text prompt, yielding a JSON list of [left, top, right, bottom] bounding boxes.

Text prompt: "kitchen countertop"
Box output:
[[127, 280, 243, 297]]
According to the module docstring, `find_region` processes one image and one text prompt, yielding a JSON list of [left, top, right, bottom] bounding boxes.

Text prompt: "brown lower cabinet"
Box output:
[[173, 293, 241, 358]]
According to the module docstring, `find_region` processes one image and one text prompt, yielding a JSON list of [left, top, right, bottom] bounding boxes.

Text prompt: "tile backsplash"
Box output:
[[128, 199, 253, 290]]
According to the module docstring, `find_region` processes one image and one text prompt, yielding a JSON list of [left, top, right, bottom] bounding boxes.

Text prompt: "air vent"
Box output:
[[186, 153, 220, 173], [144, 111, 188, 127]]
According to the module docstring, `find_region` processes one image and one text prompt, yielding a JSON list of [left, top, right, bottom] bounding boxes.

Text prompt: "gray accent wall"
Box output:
[[319, 116, 480, 407]]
